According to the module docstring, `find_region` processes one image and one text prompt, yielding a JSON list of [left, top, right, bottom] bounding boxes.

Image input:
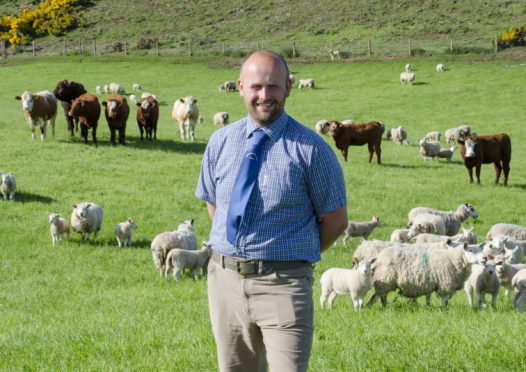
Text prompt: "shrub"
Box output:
[[493, 26, 526, 51], [132, 37, 156, 50], [111, 41, 123, 52], [410, 48, 426, 56]]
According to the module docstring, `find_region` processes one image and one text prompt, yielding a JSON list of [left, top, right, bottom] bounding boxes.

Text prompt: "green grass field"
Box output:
[[1, 54, 525, 371]]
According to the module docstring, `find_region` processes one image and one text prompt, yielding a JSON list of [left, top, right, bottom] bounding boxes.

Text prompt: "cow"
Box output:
[[329, 121, 383, 163], [101, 94, 130, 145], [15, 91, 57, 140], [136, 96, 159, 141], [172, 96, 199, 142], [68, 93, 101, 144], [458, 134, 511, 186], [53, 80, 87, 137]]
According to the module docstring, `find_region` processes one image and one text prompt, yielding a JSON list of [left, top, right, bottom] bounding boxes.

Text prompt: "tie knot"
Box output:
[[252, 129, 267, 146]]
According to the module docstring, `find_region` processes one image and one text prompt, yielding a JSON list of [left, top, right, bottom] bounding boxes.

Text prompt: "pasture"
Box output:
[[1, 55, 525, 370]]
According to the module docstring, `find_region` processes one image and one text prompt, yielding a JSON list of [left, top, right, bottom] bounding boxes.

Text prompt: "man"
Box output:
[[196, 50, 347, 371]]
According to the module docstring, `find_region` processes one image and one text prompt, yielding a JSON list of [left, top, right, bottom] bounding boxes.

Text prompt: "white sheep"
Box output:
[[115, 218, 138, 247], [400, 71, 415, 85], [370, 243, 487, 308], [103, 85, 109, 94], [132, 83, 142, 91], [46, 212, 70, 247], [320, 258, 376, 311], [298, 78, 315, 89], [464, 260, 500, 308], [407, 203, 478, 236], [341, 119, 355, 125], [95, 86, 102, 94], [437, 146, 456, 162], [109, 82, 125, 95], [490, 235, 525, 264], [486, 223, 526, 241], [315, 119, 330, 136], [414, 227, 477, 245], [407, 213, 447, 239], [495, 256, 526, 297], [511, 268, 526, 312], [482, 241, 505, 258], [141, 92, 158, 101], [164, 241, 212, 281], [289, 74, 295, 86], [150, 219, 197, 276], [335, 217, 382, 247], [1, 172, 16, 201], [222, 81, 237, 92], [390, 126, 409, 145], [70, 202, 103, 242], [390, 228, 410, 243], [213, 112, 229, 126], [445, 126, 470, 145], [419, 138, 441, 160], [405, 63, 411, 72], [436, 63, 445, 72], [329, 50, 340, 60], [129, 94, 138, 105], [424, 131, 441, 142]]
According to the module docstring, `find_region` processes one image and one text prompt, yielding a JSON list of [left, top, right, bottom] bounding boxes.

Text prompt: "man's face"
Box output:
[[238, 53, 291, 127]]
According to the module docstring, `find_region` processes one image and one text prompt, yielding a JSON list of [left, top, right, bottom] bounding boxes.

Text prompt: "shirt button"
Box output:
[[243, 223, 247, 226]]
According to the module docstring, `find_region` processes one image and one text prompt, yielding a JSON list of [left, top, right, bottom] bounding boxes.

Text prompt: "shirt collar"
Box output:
[[245, 111, 288, 142]]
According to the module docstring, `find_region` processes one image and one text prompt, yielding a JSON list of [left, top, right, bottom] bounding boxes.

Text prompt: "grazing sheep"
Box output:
[[436, 64, 445, 72], [445, 126, 470, 145], [150, 219, 197, 276], [70, 202, 103, 242], [320, 258, 376, 311], [487, 223, 526, 241], [95, 86, 102, 94], [213, 112, 229, 126], [511, 268, 526, 312], [405, 63, 411, 72], [336, 217, 381, 247], [407, 213, 447, 239], [419, 138, 441, 160], [353, 240, 402, 265], [109, 82, 126, 95], [165, 241, 212, 281], [407, 203, 478, 236], [490, 235, 525, 264], [115, 218, 138, 247], [437, 146, 456, 162], [390, 228, 410, 243], [464, 260, 500, 308], [370, 243, 487, 308], [218, 84, 225, 92], [1, 172, 16, 201], [222, 81, 237, 92], [129, 94, 138, 105], [101, 94, 130, 145], [385, 128, 392, 141], [400, 71, 415, 85], [132, 83, 142, 91], [390, 126, 409, 145], [15, 90, 58, 140], [68, 93, 101, 144], [46, 212, 70, 247], [329, 120, 383, 163], [424, 131, 441, 142], [315, 119, 330, 136], [495, 257, 526, 297], [103, 85, 109, 94], [329, 50, 340, 60], [414, 227, 477, 245], [298, 78, 315, 89]]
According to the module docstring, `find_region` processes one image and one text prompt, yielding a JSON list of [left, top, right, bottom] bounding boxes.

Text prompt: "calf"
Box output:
[[15, 91, 57, 140], [136, 96, 159, 140], [53, 80, 87, 136], [172, 96, 199, 142], [458, 134, 511, 186], [68, 93, 101, 144], [102, 94, 129, 145], [329, 120, 383, 163]]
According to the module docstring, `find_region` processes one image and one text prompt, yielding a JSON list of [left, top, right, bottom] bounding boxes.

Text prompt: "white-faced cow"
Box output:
[[172, 96, 199, 142], [15, 91, 57, 140]]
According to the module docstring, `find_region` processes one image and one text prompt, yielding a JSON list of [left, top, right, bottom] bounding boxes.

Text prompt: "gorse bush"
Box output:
[[493, 25, 526, 50], [131, 37, 157, 50]]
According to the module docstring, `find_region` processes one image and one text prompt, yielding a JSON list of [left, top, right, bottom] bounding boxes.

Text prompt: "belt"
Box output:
[[211, 250, 312, 276]]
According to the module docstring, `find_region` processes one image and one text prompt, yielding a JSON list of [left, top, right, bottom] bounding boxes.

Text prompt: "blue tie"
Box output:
[[226, 129, 268, 245]]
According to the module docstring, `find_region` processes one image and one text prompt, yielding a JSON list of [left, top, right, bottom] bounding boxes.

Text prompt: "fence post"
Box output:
[[32, 41, 36, 56], [63, 39, 66, 55], [124, 41, 127, 55], [188, 40, 192, 56], [495, 35, 498, 53], [222, 42, 225, 55], [1, 39, 5, 59], [367, 40, 371, 57], [450, 38, 453, 53], [93, 39, 96, 55], [292, 41, 296, 57], [257, 41, 260, 51], [156, 39, 159, 56], [408, 38, 411, 55]]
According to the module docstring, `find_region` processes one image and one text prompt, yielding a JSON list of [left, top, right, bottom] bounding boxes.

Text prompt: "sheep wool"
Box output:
[[70, 202, 103, 242]]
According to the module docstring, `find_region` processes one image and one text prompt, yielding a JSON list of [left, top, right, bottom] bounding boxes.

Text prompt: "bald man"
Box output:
[[196, 50, 348, 371]]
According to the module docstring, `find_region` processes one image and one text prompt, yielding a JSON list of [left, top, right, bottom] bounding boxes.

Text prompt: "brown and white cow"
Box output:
[[15, 91, 57, 140], [68, 93, 101, 144], [329, 120, 383, 163], [102, 94, 129, 145], [458, 134, 511, 186], [172, 96, 199, 142], [136, 96, 159, 141]]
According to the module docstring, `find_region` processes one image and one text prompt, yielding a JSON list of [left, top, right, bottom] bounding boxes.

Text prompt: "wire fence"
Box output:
[[0, 35, 500, 60]]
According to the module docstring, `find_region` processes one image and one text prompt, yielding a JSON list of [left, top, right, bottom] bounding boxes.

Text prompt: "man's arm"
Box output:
[[206, 201, 216, 220], [318, 206, 348, 253]]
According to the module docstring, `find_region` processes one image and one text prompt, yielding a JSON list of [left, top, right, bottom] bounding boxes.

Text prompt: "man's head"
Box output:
[[238, 50, 292, 127]]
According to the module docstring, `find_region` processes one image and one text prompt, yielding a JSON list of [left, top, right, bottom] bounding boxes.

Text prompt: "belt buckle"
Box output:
[[236, 259, 252, 274]]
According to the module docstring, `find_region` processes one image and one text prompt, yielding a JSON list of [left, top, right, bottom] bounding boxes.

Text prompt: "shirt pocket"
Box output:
[[260, 164, 307, 209]]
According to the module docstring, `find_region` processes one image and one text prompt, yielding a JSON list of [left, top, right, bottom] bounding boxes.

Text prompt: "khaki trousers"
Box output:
[[207, 257, 315, 372]]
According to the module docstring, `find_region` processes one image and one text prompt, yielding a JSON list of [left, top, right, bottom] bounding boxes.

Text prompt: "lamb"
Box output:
[[405, 63, 411, 72], [132, 83, 142, 91], [419, 138, 441, 160], [490, 235, 525, 264], [494, 257, 526, 297], [95, 86, 102, 94], [164, 241, 212, 281], [424, 131, 441, 142], [414, 227, 477, 245], [46, 212, 70, 247], [315, 119, 330, 136], [437, 146, 456, 162], [109, 82, 126, 95], [511, 268, 526, 312], [298, 78, 315, 89], [335, 217, 381, 247], [150, 219, 197, 276], [329, 50, 340, 60], [407, 203, 479, 236], [70, 202, 103, 242], [103, 85, 109, 94], [213, 112, 229, 126], [370, 243, 487, 308], [464, 260, 500, 308], [400, 71, 415, 85], [407, 213, 447, 239], [222, 81, 237, 92], [115, 218, 138, 247], [390, 126, 409, 145], [390, 228, 410, 243], [436, 63, 445, 72], [319, 258, 376, 311], [486, 223, 526, 241], [1, 172, 16, 201], [129, 94, 138, 105]]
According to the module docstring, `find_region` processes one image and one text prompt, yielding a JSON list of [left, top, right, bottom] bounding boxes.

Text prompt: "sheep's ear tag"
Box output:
[[488, 255, 494, 260]]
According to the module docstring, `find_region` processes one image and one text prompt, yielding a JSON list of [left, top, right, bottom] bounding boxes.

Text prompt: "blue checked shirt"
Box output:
[[195, 111, 346, 262]]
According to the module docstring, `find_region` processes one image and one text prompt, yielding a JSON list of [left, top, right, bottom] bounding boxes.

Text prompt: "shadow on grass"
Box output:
[[411, 82, 428, 86], [14, 192, 55, 204], [508, 183, 526, 190]]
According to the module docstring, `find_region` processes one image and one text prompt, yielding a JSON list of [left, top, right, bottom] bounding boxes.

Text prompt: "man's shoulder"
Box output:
[[285, 116, 331, 146]]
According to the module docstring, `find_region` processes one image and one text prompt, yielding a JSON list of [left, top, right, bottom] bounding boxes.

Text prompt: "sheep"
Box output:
[[298, 78, 315, 89], [141, 92, 158, 101], [1, 172, 16, 201], [482, 241, 505, 259], [129, 94, 138, 105], [495, 257, 526, 297], [289, 74, 295, 86], [486, 223, 526, 241], [132, 83, 142, 91], [436, 63, 445, 72], [320, 258, 376, 311], [390, 126, 409, 145], [335, 217, 381, 247], [222, 81, 237, 92], [95, 86, 102, 94], [109, 82, 126, 95], [400, 71, 415, 85], [70, 202, 103, 242], [315, 119, 330, 136], [213, 112, 229, 126], [115, 218, 138, 247], [405, 63, 411, 72], [419, 138, 441, 160], [103, 85, 109, 94], [511, 268, 526, 312], [414, 227, 477, 245], [390, 228, 410, 243], [445, 126, 470, 145], [424, 131, 441, 142], [370, 242, 487, 308], [341, 119, 355, 125], [407, 203, 479, 236], [464, 260, 500, 308], [46, 212, 70, 247], [329, 50, 340, 60], [407, 213, 447, 239], [353, 240, 403, 265], [164, 241, 212, 281], [218, 84, 225, 92], [490, 235, 525, 264], [437, 146, 456, 162], [150, 219, 197, 276]]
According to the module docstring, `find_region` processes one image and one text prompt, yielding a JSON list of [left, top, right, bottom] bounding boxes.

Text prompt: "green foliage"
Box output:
[[494, 25, 526, 50], [446, 46, 494, 54], [131, 37, 156, 50], [410, 47, 426, 56]]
